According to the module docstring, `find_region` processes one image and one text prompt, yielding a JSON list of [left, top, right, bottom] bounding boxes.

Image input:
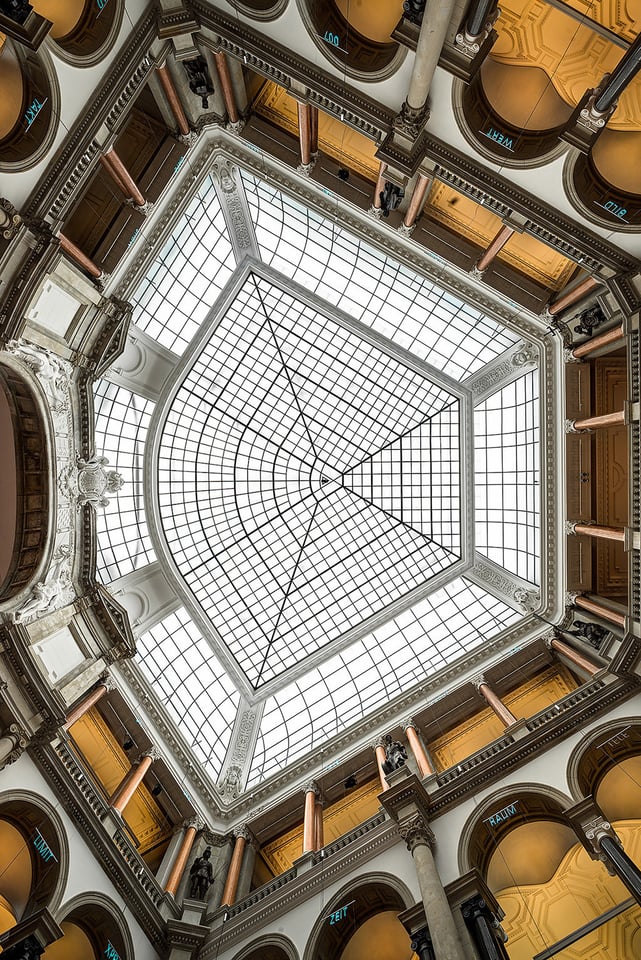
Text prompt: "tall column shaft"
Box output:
[[102, 149, 146, 206], [478, 681, 517, 727], [373, 162, 387, 209], [58, 234, 102, 278], [302, 785, 317, 853], [403, 173, 432, 228], [156, 64, 190, 136], [599, 836, 641, 905], [412, 838, 467, 960], [405, 724, 434, 777], [594, 32, 641, 113], [572, 523, 625, 543], [575, 595, 626, 628], [164, 823, 198, 897], [64, 680, 110, 729], [213, 51, 239, 124], [310, 105, 318, 155], [548, 276, 600, 316], [573, 410, 625, 430], [0, 733, 19, 765], [572, 324, 625, 358], [466, 0, 499, 38], [221, 833, 246, 905], [110, 752, 155, 814], [475, 224, 514, 272], [550, 636, 600, 677], [314, 800, 324, 850], [297, 102, 312, 167], [406, 0, 457, 112], [375, 743, 389, 791]]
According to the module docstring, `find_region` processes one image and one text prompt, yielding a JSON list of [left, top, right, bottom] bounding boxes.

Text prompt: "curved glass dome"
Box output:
[[94, 165, 541, 787]]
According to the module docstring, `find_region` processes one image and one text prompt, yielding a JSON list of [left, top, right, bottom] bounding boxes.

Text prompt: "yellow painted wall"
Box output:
[[429, 666, 578, 772]]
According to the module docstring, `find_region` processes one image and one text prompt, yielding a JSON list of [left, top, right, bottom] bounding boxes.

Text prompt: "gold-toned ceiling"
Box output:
[[492, 0, 641, 131], [0, 41, 24, 140], [334, 0, 405, 43], [562, 0, 641, 41], [30, 0, 86, 40], [596, 755, 641, 821], [0, 819, 32, 924], [42, 921, 97, 960], [339, 911, 416, 960]]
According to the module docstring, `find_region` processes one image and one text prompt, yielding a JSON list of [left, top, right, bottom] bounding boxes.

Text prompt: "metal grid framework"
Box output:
[[241, 173, 519, 380], [136, 607, 240, 777], [156, 272, 461, 688], [129, 175, 236, 353], [474, 370, 541, 584], [248, 576, 521, 784], [94, 381, 156, 582]]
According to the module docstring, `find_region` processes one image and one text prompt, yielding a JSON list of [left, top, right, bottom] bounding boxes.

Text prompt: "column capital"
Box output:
[[372, 735, 388, 750], [393, 100, 429, 141], [232, 824, 252, 842], [183, 817, 204, 831], [470, 674, 487, 692], [142, 746, 161, 763], [398, 812, 435, 853], [303, 779, 321, 796], [564, 346, 584, 364], [565, 591, 581, 608], [101, 674, 116, 692], [565, 797, 620, 868], [402, 717, 418, 732], [564, 418, 581, 434]]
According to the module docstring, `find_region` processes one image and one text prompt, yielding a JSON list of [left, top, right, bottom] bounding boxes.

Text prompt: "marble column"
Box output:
[[100, 149, 147, 207], [0, 725, 27, 766], [63, 676, 113, 729], [403, 0, 457, 123], [575, 594, 626, 629], [568, 410, 625, 431], [156, 63, 190, 136], [402, 173, 432, 229], [594, 32, 641, 114], [303, 781, 320, 853], [220, 828, 247, 905], [164, 819, 200, 897], [567, 522, 625, 543], [599, 836, 641, 904], [464, 0, 500, 39], [297, 102, 313, 168], [372, 162, 387, 211], [404, 720, 434, 777], [568, 800, 641, 907], [374, 738, 389, 791], [474, 678, 517, 727], [547, 276, 601, 316], [213, 52, 239, 124], [314, 798, 324, 850], [399, 814, 468, 960], [110, 748, 158, 814], [572, 324, 625, 359], [473, 224, 514, 275], [549, 635, 600, 677], [58, 234, 103, 278]]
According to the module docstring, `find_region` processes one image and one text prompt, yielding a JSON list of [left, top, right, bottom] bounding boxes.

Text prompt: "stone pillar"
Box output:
[[568, 409, 625, 431], [547, 276, 601, 316], [473, 224, 514, 275], [572, 324, 625, 359], [464, 0, 500, 39], [58, 234, 103, 278], [600, 836, 641, 904], [374, 738, 389, 791], [310, 105, 319, 156], [402, 173, 432, 229], [549, 634, 600, 677], [0, 725, 27, 766], [236, 832, 256, 902], [402, 0, 457, 125], [63, 676, 113, 729], [567, 522, 625, 543], [567, 799, 641, 906], [156, 63, 190, 136], [220, 828, 247, 906], [110, 748, 158, 814], [474, 678, 517, 727], [462, 895, 509, 960], [372, 162, 387, 211], [297, 102, 312, 168], [164, 819, 200, 897], [411, 928, 435, 960], [404, 720, 434, 777], [575, 594, 626, 629], [303, 781, 319, 853], [213, 52, 239, 124], [399, 814, 468, 960], [314, 798, 324, 850], [594, 32, 641, 114], [100, 149, 147, 209]]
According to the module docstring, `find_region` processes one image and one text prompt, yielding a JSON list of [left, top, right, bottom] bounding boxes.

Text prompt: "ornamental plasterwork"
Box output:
[[210, 158, 259, 260], [469, 555, 541, 613], [466, 339, 538, 403]]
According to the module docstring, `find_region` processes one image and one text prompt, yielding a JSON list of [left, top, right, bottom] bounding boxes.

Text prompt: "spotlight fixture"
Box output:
[[123, 738, 134, 750], [151, 784, 163, 797], [337, 168, 349, 182]]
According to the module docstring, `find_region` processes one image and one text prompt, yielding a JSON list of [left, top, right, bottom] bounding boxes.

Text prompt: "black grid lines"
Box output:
[[130, 175, 236, 354], [156, 273, 462, 687], [248, 577, 520, 784], [240, 173, 518, 380], [94, 381, 156, 582], [474, 370, 540, 585]]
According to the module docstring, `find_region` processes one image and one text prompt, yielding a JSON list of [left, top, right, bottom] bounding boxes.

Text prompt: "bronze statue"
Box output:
[[381, 735, 408, 775], [189, 846, 214, 900]]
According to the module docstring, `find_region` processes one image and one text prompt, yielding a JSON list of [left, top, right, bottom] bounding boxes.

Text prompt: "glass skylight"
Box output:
[[474, 371, 541, 584], [136, 607, 240, 777], [241, 173, 519, 381], [248, 577, 521, 784], [155, 271, 462, 688], [94, 382, 156, 582], [129, 174, 235, 354]]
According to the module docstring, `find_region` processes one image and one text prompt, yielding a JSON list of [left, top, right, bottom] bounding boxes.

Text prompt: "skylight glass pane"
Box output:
[[156, 272, 462, 688], [94, 381, 156, 582], [136, 608, 240, 779], [474, 370, 540, 584], [247, 577, 520, 784], [129, 175, 236, 353], [240, 173, 518, 380]]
